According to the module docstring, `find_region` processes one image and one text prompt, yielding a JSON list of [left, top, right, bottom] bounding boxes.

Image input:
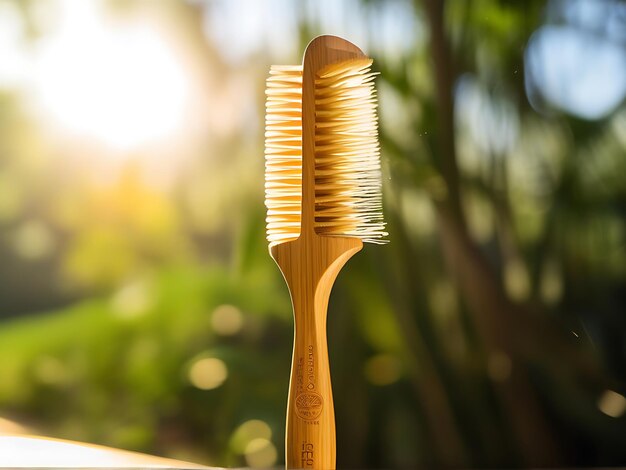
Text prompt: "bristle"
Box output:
[[314, 59, 387, 243], [264, 59, 387, 245], [265, 65, 303, 245]]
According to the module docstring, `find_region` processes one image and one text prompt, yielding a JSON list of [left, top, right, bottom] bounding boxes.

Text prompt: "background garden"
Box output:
[[0, 0, 624, 467]]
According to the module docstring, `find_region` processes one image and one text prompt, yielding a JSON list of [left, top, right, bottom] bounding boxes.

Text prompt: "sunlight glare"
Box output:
[[0, 2, 27, 88], [33, 0, 190, 152]]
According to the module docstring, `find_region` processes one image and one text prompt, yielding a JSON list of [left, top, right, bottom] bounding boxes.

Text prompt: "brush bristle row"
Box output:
[[265, 65, 303, 245], [313, 59, 387, 243], [264, 59, 387, 245]]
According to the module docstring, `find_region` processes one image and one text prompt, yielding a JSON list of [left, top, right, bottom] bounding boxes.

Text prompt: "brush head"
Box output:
[[265, 47, 387, 246]]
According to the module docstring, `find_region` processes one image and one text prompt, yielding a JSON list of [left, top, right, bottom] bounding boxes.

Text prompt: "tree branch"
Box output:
[[421, 0, 562, 464], [422, 0, 465, 226]]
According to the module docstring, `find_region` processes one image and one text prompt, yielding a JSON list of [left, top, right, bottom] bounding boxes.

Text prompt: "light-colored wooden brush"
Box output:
[[265, 35, 387, 469]]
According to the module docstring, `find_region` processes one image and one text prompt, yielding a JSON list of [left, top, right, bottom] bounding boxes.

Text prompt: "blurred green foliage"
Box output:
[[0, 0, 625, 468], [0, 261, 293, 465]]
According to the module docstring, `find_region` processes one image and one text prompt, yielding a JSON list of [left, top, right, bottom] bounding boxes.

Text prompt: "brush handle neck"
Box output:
[[271, 235, 362, 469], [287, 281, 335, 470]]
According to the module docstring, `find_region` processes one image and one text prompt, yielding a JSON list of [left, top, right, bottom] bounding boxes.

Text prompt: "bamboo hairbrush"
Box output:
[[265, 35, 387, 469]]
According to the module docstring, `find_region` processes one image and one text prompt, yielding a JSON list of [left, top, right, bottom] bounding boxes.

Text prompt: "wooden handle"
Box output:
[[286, 269, 335, 470], [272, 235, 362, 469]]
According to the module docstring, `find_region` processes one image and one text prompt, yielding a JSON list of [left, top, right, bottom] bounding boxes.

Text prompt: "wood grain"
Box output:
[[270, 35, 367, 470]]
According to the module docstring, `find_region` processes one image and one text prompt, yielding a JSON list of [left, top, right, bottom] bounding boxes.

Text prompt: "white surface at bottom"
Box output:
[[0, 435, 213, 469]]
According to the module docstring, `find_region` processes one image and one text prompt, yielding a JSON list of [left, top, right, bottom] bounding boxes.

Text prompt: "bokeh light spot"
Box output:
[[244, 438, 277, 468], [229, 419, 272, 454], [211, 304, 244, 336], [525, 25, 626, 119], [597, 390, 626, 418], [188, 357, 228, 391], [400, 191, 435, 238], [465, 192, 494, 243], [504, 257, 531, 302], [110, 280, 153, 319], [11, 220, 55, 260]]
